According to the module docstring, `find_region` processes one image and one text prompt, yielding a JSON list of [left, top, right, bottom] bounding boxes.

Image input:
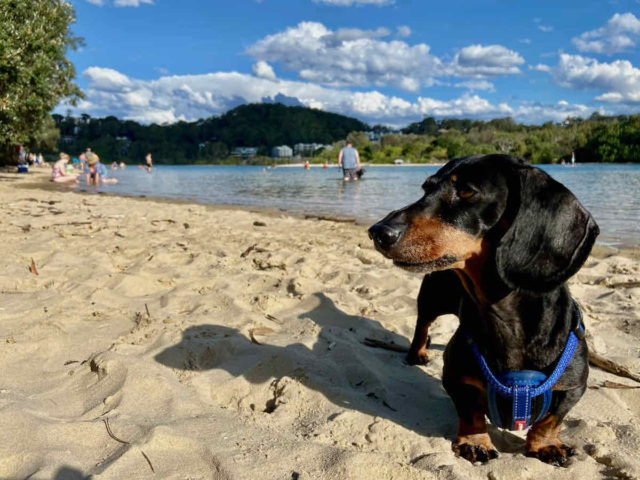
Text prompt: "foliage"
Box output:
[[0, 0, 83, 164], [50, 103, 368, 165], [42, 106, 640, 165]]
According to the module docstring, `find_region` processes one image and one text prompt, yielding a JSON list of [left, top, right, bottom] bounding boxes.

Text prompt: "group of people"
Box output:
[[51, 149, 119, 185], [51, 149, 155, 185]]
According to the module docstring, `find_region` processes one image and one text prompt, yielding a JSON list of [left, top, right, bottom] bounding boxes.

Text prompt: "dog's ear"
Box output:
[[496, 167, 599, 292]]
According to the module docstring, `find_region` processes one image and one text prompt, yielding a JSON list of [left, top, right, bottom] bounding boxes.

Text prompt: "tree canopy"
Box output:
[[0, 0, 82, 164]]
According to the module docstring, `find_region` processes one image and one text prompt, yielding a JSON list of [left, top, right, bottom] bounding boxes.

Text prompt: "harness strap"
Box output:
[[466, 301, 584, 430]]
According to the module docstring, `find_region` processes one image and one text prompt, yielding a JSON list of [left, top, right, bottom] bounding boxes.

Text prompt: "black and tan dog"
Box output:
[[369, 154, 598, 467]]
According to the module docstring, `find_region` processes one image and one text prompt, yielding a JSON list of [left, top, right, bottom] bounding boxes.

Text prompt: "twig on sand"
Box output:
[[145, 303, 151, 319], [29, 258, 38, 275], [587, 347, 640, 383], [103, 418, 130, 445], [141, 450, 155, 473], [240, 244, 257, 258], [588, 380, 640, 390], [265, 314, 283, 325], [362, 337, 409, 354], [608, 281, 640, 289]]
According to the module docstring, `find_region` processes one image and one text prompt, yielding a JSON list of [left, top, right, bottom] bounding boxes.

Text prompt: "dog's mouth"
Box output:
[[393, 255, 459, 272]]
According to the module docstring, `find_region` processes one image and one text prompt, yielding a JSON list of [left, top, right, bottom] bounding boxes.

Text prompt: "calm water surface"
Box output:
[[97, 164, 639, 247]]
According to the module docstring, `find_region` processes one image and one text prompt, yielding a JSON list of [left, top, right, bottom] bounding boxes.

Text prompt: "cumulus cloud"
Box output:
[[453, 80, 495, 91], [71, 66, 530, 125], [252, 61, 276, 80], [538, 25, 553, 32], [397, 26, 411, 37], [450, 44, 524, 77], [512, 100, 591, 124], [312, 0, 394, 5], [247, 23, 524, 91], [246, 22, 442, 91], [572, 12, 640, 55], [548, 53, 640, 103]]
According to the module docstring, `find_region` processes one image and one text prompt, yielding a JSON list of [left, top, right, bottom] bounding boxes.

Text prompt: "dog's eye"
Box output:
[[458, 189, 476, 199]]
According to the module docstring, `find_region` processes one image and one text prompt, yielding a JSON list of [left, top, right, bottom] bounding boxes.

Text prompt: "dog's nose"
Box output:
[[368, 223, 403, 251]]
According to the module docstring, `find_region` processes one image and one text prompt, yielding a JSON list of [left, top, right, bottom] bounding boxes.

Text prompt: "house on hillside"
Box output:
[[230, 147, 258, 157], [270, 145, 293, 158], [293, 143, 332, 156]]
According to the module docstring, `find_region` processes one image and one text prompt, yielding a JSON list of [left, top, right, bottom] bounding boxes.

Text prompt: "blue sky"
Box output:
[[63, 0, 640, 126]]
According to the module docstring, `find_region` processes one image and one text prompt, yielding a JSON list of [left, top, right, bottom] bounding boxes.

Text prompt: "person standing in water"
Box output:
[[338, 141, 361, 182], [571, 151, 576, 166], [145, 153, 153, 173]]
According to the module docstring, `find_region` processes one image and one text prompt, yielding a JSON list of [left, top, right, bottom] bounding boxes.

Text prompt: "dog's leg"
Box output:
[[406, 311, 433, 365], [444, 374, 498, 463], [407, 271, 462, 365], [526, 386, 585, 467]]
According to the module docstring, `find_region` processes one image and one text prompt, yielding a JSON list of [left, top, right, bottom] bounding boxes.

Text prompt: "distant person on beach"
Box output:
[[338, 141, 361, 181], [85, 152, 100, 186], [51, 153, 78, 183], [145, 153, 153, 173], [85, 152, 118, 185]]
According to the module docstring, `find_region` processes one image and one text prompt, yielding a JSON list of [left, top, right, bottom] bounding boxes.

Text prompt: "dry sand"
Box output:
[[0, 171, 639, 480]]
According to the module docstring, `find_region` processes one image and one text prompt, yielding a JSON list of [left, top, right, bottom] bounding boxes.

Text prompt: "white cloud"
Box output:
[[246, 22, 442, 91], [397, 26, 411, 37], [312, 0, 394, 5], [538, 25, 553, 32], [247, 23, 525, 91], [512, 100, 591, 123], [572, 12, 640, 54], [453, 80, 495, 91], [252, 61, 276, 80], [450, 44, 524, 77], [548, 53, 640, 103], [519, 38, 531, 44], [530, 63, 552, 73], [70, 66, 532, 125], [85, 0, 104, 4]]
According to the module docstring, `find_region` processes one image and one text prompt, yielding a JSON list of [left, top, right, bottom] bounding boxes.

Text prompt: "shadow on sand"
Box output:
[[155, 292, 461, 439]]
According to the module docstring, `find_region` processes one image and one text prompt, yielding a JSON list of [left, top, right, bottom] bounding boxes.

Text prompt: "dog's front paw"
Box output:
[[406, 348, 429, 365], [453, 443, 498, 464], [527, 444, 575, 467]]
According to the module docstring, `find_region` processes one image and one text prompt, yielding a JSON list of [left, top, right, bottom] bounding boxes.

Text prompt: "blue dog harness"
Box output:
[[466, 305, 584, 431]]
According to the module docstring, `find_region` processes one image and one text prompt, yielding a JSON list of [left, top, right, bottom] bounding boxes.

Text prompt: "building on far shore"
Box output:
[[270, 145, 293, 158], [230, 147, 258, 157], [293, 143, 332, 156]]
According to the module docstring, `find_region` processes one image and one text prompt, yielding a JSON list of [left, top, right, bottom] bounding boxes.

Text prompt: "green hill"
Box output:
[[51, 103, 369, 164]]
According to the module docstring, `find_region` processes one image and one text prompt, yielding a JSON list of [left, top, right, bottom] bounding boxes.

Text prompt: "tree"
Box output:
[[0, 0, 83, 164]]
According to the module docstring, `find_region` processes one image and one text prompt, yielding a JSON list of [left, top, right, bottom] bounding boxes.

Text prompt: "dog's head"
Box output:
[[368, 154, 599, 292]]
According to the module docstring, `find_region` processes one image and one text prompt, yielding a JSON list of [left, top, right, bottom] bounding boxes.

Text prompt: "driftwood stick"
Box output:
[[587, 348, 640, 383], [362, 337, 410, 354]]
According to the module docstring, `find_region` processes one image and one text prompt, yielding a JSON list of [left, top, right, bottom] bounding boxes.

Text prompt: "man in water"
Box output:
[[338, 141, 361, 181], [145, 153, 153, 173]]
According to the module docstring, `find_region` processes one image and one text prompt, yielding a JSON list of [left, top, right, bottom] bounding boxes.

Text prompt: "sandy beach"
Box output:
[[1, 170, 639, 480]]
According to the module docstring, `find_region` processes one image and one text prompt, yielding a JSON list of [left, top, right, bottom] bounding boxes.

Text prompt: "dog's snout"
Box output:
[[368, 223, 404, 251]]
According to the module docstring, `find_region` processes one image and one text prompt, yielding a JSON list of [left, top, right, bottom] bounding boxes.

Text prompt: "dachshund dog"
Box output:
[[368, 154, 598, 467]]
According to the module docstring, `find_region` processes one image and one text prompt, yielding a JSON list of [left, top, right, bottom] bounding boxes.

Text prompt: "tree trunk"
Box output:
[[0, 143, 19, 166]]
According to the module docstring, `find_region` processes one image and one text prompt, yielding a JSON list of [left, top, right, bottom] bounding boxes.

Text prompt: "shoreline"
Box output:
[[1, 168, 639, 479], [12, 169, 640, 254]]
